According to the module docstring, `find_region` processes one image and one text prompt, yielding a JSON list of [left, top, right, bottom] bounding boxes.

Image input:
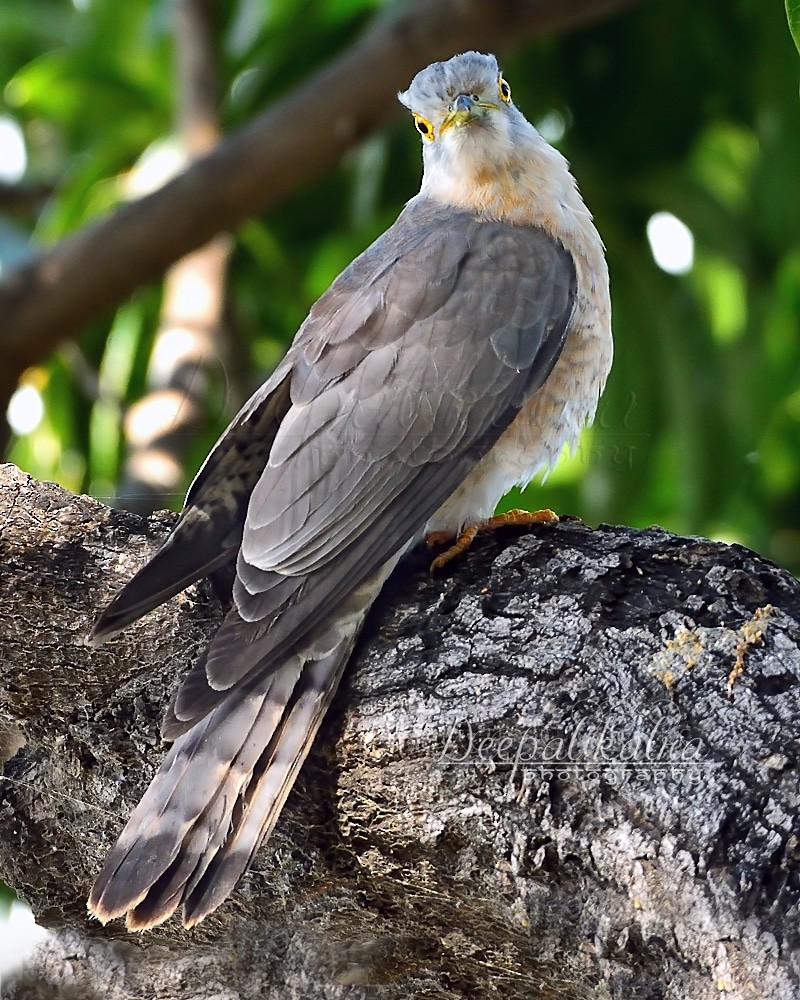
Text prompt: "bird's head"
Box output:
[[398, 51, 536, 193]]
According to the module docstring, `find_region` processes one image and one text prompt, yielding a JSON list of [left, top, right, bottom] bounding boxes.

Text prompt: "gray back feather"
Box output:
[[163, 196, 576, 730]]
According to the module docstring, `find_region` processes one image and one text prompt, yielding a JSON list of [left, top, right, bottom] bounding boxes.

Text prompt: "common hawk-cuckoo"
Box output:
[[88, 51, 613, 929]]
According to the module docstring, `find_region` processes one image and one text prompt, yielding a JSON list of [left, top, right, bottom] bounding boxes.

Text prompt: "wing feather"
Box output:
[[90, 365, 295, 643], [101, 197, 576, 729], [242, 204, 573, 580], [167, 200, 577, 712]]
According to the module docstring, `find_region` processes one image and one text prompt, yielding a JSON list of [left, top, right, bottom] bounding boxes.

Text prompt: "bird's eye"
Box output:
[[413, 114, 434, 141], [498, 76, 512, 104]]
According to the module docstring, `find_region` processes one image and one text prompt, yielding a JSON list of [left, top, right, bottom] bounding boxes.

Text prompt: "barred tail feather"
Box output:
[[88, 639, 354, 930], [182, 649, 353, 926]]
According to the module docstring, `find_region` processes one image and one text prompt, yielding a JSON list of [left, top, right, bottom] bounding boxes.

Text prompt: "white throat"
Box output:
[[418, 121, 595, 249]]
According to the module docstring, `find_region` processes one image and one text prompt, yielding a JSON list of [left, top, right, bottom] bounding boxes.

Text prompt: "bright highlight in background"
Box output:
[[0, 901, 49, 978], [646, 212, 695, 275], [7, 385, 44, 436], [0, 117, 27, 183], [535, 110, 567, 144]]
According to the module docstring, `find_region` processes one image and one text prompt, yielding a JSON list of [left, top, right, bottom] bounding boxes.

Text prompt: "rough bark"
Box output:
[[0, 461, 798, 999]]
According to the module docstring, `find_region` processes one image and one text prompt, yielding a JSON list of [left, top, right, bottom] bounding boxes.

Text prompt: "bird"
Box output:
[[87, 50, 612, 930]]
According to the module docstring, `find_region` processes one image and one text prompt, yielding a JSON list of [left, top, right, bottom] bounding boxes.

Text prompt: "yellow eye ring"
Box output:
[[498, 76, 512, 104], [413, 114, 434, 141]]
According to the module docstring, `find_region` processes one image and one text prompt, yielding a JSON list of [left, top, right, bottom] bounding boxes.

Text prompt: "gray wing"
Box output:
[[89, 197, 577, 928], [90, 360, 295, 643], [165, 197, 576, 733]]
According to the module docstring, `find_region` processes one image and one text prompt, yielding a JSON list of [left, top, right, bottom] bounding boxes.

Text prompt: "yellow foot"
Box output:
[[427, 508, 559, 572], [428, 524, 479, 573]]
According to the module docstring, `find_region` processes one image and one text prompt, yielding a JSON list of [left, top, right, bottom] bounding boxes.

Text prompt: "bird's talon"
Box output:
[[480, 508, 559, 532], [428, 524, 479, 572], [428, 509, 559, 572]]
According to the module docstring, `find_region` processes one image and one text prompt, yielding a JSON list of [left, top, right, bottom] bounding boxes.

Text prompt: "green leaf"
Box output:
[[0, 880, 16, 920], [787, 0, 800, 57]]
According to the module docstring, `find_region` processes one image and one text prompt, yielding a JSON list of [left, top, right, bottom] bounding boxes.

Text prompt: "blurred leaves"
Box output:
[[1, 0, 800, 573]]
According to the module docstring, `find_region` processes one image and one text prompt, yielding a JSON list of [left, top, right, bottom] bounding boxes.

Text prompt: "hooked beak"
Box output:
[[441, 93, 490, 132]]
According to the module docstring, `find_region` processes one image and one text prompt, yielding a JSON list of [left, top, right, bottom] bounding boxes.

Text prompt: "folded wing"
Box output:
[[88, 197, 576, 927]]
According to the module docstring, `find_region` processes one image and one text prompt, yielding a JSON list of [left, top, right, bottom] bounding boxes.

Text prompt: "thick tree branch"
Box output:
[[0, 0, 641, 401], [1, 462, 798, 999]]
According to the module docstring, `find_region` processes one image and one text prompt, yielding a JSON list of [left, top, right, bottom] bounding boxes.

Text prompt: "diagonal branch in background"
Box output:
[[0, 181, 54, 215], [118, 0, 236, 513], [1, 462, 799, 997], [0, 0, 643, 421]]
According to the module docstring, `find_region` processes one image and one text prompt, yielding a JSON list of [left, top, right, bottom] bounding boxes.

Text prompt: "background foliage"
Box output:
[[1, 0, 799, 574]]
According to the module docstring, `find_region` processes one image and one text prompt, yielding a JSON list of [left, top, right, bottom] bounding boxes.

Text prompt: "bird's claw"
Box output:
[[427, 508, 559, 572]]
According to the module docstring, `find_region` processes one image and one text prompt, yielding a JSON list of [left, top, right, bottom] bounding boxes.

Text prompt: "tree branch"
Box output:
[[0, 182, 54, 215], [1, 462, 798, 999], [0, 0, 642, 403]]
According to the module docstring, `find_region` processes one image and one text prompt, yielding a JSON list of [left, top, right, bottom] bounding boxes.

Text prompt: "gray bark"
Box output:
[[0, 461, 798, 999]]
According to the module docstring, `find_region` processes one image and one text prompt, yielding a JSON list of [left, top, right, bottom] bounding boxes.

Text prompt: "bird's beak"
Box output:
[[441, 93, 488, 132]]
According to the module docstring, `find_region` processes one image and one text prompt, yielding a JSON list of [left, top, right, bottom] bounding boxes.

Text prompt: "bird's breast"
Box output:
[[426, 267, 612, 535]]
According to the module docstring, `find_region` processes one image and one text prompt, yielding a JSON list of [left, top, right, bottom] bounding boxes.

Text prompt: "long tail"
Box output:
[[88, 637, 355, 930]]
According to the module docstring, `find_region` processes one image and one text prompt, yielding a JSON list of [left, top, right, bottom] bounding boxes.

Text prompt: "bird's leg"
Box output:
[[427, 524, 480, 572], [427, 508, 559, 572]]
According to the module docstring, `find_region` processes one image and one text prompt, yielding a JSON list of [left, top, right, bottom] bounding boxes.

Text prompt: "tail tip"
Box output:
[[87, 613, 123, 647], [86, 894, 113, 926], [87, 891, 179, 932]]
